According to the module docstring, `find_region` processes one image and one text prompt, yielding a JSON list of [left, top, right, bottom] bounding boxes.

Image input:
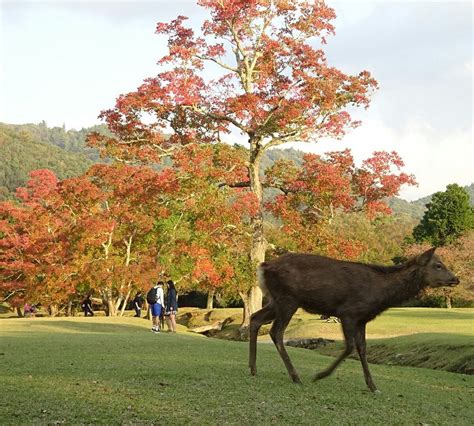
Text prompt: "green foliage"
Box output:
[[415, 183, 474, 208], [3, 121, 110, 160], [413, 184, 474, 246], [0, 122, 105, 200]]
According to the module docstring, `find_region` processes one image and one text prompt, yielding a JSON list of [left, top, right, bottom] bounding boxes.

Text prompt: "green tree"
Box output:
[[413, 184, 474, 246]]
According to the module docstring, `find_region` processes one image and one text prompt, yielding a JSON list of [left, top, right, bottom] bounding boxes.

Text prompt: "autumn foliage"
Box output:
[[1, 1, 428, 317]]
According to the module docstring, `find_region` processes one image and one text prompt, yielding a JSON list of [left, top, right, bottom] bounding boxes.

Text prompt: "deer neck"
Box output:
[[380, 267, 425, 308]]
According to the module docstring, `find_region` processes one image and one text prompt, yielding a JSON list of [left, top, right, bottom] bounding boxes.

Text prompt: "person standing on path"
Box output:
[[164, 280, 178, 333], [147, 282, 164, 333]]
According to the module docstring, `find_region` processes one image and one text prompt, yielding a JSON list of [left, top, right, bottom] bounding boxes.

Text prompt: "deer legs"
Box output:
[[269, 303, 301, 383], [313, 320, 378, 392], [249, 302, 302, 384], [313, 318, 355, 382], [249, 304, 377, 391], [249, 303, 276, 376], [355, 323, 377, 392]]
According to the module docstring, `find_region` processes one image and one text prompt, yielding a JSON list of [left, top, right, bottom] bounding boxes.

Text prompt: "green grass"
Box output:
[[278, 308, 474, 340], [1, 317, 473, 424]]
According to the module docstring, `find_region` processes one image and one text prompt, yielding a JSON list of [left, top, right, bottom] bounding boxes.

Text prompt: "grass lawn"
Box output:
[[1, 315, 473, 424]]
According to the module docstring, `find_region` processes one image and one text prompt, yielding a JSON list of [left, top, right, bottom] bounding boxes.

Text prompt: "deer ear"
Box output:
[[417, 247, 436, 265]]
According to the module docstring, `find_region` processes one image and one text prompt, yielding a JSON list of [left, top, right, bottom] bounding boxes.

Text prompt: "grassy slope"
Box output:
[[180, 307, 474, 374], [0, 317, 473, 424]]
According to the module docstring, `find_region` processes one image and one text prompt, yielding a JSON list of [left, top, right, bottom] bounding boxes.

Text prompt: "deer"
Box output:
[[248, 247, 459, 392]]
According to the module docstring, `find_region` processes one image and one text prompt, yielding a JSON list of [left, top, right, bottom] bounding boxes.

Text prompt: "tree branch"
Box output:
[[195, 55, 238, 73], [218, 181, 251, 189]]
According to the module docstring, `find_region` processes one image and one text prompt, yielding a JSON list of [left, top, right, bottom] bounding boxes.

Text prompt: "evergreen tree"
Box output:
[[413, 184, 474, 246]]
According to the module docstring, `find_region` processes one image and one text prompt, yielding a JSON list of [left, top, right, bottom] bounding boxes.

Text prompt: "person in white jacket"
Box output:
[[148, 282, 164, 333]]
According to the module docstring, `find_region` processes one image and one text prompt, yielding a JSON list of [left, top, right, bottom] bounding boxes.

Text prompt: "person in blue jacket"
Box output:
[[164, 280, 178, 333]]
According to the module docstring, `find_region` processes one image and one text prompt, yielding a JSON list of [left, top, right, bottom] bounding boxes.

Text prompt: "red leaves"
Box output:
[[266, 148, 417, 256], [0, 164, 181, 307], [354, 151, 417, 218], [16, 169, 58, 206], [90, 0, 378, 164]]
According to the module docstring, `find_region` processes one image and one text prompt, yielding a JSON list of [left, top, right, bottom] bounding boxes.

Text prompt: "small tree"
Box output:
[[413, 184, 474, 246]]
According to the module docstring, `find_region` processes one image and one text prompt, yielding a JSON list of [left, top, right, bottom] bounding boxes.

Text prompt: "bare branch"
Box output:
[[218, 181, 251, 189], [196, 55, 238, 73]]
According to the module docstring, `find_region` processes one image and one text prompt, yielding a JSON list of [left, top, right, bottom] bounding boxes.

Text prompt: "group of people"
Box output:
[[77, 280, 178, 333], [133, 280, 178, 334]]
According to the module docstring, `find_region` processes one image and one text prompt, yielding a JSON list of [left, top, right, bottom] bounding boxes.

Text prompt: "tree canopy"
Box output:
[[413, 184, 474, 246]]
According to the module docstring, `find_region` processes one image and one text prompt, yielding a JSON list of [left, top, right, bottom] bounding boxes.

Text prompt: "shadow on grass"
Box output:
[[3, 319, 150, 335], [385, 309, 473, 321]]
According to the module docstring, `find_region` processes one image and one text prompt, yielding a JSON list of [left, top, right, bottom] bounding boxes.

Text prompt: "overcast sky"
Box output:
[[0, 0, 472, 201]]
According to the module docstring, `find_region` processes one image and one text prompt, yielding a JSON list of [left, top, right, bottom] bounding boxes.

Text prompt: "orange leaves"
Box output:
[[15, 169, 58, 206], [0, 163, 182, 307], [91, 0, 378, 165], [354, 151, 417, 218], [266, 148, 416, 257], [231, 191, 260, 218]]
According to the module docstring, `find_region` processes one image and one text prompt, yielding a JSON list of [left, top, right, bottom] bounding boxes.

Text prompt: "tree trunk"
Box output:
[[446, 294, 452, 309], [207, 290, 215, 309], [115, 296, 122, 312], [241, 145, 266, 328], [66, 300, 73, 317], [145, 303, 151, 320], [107, 299, 117, 316], [49, 304, 59, 317], [120, 288, 132, 317], [102, 287, 117, 316], [16, 306, 24, 318]]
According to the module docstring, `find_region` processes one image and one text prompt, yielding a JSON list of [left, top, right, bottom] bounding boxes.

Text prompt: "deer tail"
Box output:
[[257, 262, 269, 298]]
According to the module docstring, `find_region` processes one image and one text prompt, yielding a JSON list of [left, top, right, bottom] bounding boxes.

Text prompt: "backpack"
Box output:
[[146, 287, 158, 304]]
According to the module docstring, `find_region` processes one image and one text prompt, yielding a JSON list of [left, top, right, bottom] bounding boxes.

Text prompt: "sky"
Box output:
[[0, 0, 472, 201]]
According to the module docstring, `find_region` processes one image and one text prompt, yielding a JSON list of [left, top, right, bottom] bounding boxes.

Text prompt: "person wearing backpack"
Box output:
[[147, 281, 164, 333]]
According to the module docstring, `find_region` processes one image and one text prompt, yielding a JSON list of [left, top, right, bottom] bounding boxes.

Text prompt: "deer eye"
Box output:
[[435, 263, 443, 270]]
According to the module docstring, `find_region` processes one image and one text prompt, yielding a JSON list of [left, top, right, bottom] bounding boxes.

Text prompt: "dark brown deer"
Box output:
[[249, 248, 459, 392]]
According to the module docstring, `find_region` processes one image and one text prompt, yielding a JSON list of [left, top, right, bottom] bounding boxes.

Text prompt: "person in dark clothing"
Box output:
[[164, 280, 178, 333], [81, 295, 94, 317], [133, 292, 144, 317]]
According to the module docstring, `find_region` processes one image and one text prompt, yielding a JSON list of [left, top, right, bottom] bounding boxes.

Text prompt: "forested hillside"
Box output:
[[0, 124, 94, 200], [0, 122, 112, 200], [3, 121, 110, 160], [1, 122, 472, 216]]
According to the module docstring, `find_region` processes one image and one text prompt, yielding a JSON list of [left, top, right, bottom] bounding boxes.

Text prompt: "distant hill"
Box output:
[[2, 121, 110, 161], [413, 184, 474, 207], [0, 122, 106, 200], [1, 121, 472, 217]]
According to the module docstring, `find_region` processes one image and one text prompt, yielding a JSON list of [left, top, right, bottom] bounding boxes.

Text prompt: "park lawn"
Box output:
[[278, 307, 474, 340], [0, 317, 473, 425]]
